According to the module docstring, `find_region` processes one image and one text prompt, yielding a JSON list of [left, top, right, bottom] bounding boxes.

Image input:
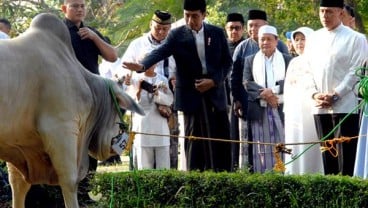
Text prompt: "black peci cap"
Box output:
[[183, 0, 206, 11], [152, 10, 172, 25]]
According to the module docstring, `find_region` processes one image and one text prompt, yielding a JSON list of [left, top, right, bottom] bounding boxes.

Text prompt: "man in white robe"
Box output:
[[304, 0, 368, 176]]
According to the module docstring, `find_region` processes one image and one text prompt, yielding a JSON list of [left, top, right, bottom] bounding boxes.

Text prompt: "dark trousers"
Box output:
[[169, 110, 180, 169], [184, 99, 231, 172], [230, 108, 240, 171], [314, 113, 359, 176]]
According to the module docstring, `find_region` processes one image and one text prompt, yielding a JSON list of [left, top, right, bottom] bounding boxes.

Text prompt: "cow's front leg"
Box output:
[[60, 182, 79, 208], [7, 162, 31, 208], [46, 134, 81, 208], [50, 149, 80, 208]]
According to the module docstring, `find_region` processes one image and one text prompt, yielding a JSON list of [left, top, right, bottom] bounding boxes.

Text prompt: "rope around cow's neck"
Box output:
[[106, 80, 126, 124]]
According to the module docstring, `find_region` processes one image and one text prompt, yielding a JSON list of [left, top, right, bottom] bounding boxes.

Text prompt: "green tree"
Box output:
[[111, 0, 184, 53], [0, 0, 367, 50]]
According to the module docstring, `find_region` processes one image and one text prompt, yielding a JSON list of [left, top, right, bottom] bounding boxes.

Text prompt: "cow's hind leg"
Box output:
[[7, 162, 31, 208]]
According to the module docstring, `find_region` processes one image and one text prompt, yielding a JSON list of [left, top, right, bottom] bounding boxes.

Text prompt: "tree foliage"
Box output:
[[0, 0, 367, 51]]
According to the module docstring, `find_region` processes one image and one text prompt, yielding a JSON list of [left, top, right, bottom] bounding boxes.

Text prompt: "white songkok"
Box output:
[[258, 25, 278, 37]]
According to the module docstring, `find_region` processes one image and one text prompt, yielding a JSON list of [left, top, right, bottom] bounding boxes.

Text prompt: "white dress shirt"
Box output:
[[192, 26, 207, 75]]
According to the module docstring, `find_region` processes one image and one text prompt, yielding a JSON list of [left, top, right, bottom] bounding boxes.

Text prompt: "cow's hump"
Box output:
[[30, 13, 71, 45]]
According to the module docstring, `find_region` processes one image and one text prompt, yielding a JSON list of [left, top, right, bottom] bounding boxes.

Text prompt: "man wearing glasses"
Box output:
[[224, 12, 245, 171], [225, 13, 245, 55]]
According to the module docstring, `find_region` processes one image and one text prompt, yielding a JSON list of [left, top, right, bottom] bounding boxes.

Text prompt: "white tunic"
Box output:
[[304, 24, 368, 114], [121, 33, 176, 79], [129, 73, 172, 147]]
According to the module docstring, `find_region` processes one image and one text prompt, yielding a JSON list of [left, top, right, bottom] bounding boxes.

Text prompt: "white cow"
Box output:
[[0, 13, 144, 208]]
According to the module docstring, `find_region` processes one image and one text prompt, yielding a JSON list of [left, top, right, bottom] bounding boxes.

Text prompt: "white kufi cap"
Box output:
[[258, 25, 278, 37]]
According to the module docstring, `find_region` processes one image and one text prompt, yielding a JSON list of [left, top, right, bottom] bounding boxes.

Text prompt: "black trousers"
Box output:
[[229, 107, 240, 171], [314, 113, 359, 176], [184, 99, 231, 172]]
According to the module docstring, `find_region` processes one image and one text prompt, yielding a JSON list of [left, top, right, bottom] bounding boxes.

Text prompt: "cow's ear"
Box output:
[[112, 83, 145, 116]]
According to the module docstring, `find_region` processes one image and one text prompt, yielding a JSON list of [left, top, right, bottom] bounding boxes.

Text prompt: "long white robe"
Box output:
[[304, 23, 368, 175], [284, 55, 324, 174]]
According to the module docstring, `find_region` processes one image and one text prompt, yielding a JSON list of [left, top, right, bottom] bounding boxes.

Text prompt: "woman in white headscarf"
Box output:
[[283, 27, 324, 175]]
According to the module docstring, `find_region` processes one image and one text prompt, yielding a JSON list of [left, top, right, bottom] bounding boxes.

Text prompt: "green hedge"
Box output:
[[91, 170, 368, 208]]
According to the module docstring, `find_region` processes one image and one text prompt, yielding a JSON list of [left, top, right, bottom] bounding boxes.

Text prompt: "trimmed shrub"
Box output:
[[91, 170, 368, 208]]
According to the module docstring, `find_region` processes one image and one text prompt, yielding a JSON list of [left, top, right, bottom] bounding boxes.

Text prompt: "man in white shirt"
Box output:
[[121, 10, 176, 80], [121, 10, 179, 169], [304, 0, 368, 176]]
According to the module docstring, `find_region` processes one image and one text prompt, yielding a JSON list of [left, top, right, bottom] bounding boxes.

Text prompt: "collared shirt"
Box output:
[[191, 26, 207, 75], [64, 18, 103, 74], [265, 54, 275, 88], [121, 33, 176, 79], [147, 34, 162, 45]]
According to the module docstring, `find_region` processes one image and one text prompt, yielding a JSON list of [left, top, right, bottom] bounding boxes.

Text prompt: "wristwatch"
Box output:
[[332, 94, 339, 103]]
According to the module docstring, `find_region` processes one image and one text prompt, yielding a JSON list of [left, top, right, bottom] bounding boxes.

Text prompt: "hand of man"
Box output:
[[78, 27, 97, 40], [169, 77, 176, 91], [313, 93, 332, 109], [260, 88, 278, 108], [233, 101, 243, 118], [122, 62, 144, 72], [194, 78, 215, 93]]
